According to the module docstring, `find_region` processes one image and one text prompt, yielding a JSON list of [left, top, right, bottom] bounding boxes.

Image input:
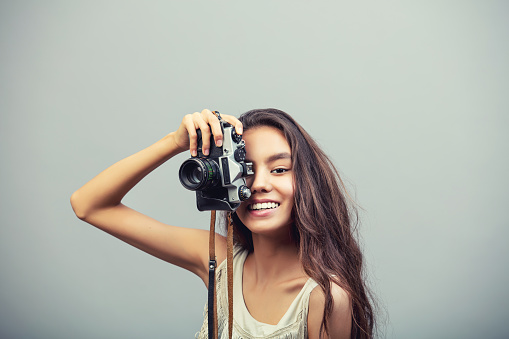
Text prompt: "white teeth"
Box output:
[[249, 202, 279, 210]]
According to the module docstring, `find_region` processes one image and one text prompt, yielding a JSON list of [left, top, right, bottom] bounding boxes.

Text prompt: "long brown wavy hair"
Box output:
[[230, 108, 376, 338]]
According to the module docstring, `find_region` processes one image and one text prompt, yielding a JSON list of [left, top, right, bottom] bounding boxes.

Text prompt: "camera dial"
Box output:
[[234, 147, 246, 162], [238, 185, 251, 201], [231, 129, 242, 143]]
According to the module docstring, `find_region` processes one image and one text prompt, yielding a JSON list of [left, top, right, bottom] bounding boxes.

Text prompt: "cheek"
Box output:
[[234, 204, 247, 221], [283, 178, 295, 200], [287, 182, 296, 210]]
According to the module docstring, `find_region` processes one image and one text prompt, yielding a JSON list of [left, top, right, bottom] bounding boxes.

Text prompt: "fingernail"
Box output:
[[203, 148, 209, 156], [238, 127, 243, 135], [191, 150, 197, 157], [216, 139, 223, 147]]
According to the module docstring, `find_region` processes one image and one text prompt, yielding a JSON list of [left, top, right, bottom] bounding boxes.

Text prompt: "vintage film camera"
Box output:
[[179, 113, 253, 211]]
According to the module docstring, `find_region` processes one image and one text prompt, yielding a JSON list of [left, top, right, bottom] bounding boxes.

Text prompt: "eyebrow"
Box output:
[[246, 152, 291, 164]]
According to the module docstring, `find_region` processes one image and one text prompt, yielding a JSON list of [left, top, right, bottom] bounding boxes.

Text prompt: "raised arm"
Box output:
[[70, 109, 242, 285]]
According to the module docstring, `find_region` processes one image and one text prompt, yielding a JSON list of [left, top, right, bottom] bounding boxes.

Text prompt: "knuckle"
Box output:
[[201, 128, 211, 138], [202, 133, 211, 141], [211, 120, 221, 131]]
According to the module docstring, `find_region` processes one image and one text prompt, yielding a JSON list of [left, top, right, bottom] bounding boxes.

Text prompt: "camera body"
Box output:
[[179, 119, 253, 211]]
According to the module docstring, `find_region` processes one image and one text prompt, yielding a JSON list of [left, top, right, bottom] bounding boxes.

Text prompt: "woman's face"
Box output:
[[236, 126, 295, 238]]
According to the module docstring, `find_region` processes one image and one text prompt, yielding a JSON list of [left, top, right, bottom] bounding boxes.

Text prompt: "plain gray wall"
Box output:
[[1, 1, 508, 338]]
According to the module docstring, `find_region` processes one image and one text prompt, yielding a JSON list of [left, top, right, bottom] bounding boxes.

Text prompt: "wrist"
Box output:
[[161, 132, 186, 156]]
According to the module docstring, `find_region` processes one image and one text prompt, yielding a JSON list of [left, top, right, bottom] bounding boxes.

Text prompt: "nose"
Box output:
[[248, 170, 272, 194]]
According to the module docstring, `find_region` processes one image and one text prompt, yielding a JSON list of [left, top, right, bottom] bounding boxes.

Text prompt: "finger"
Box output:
[[221, 114, 243, 135], [193, 112, 212, 156], [201, 109, 224, 147], [183, 114, 198, 157]]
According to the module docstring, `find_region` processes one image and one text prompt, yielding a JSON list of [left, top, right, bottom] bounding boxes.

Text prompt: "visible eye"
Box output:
[[271, 168, 289, 174]]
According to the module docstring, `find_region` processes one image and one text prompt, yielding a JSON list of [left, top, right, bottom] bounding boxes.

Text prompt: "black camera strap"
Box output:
[[208, 211, 234, 339]]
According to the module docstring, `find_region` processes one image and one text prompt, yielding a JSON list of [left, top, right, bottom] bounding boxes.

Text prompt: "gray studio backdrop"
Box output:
[[1, 1, 508, 338]]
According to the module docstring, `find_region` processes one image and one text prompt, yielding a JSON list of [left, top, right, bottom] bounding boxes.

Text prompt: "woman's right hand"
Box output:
[[173, 109, 243, 157]]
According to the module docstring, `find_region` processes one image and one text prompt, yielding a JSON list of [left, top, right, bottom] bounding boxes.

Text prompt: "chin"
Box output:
[[237, 214, 293, 237]]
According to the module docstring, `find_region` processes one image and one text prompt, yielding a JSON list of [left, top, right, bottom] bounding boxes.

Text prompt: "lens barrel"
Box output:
[[179, 158, 220, 191]]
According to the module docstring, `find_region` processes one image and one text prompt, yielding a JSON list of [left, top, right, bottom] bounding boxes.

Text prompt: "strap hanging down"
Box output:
[[208, 211, 218, 339], [208, 211, 234, 339], [227, 213, 234, 339]]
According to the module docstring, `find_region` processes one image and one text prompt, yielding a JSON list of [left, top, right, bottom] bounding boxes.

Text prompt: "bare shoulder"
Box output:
[[307, 281, 352, 339]]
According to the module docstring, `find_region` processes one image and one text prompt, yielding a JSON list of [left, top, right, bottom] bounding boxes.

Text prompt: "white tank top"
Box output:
[[196, 247, 318, 339]]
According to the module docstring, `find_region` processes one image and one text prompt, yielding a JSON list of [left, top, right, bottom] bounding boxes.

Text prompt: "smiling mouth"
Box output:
[[248, 202, 280, 211]]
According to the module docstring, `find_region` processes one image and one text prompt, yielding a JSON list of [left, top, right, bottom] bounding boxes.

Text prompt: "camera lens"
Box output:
[[179, 158, 220, 191], [188, 166, 203, 184]]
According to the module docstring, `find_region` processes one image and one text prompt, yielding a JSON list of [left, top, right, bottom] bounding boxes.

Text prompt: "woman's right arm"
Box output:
[[70, 109, 242, 285]]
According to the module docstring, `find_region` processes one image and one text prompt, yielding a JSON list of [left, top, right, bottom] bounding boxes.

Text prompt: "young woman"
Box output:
[[71, 108, 375, 338]]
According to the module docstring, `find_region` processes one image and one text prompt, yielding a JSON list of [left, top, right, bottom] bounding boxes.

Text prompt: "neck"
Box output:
[[248, 231, 304, 284]]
